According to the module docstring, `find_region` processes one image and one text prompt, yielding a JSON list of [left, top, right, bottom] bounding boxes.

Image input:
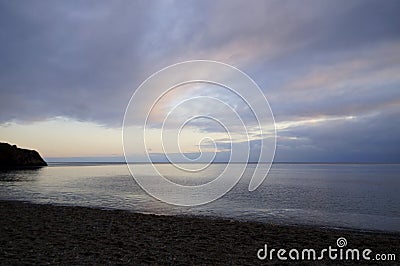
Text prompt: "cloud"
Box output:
[[275, 107, 400, 162], [0, 0, 399, 161], [0, 0, 156, 125]]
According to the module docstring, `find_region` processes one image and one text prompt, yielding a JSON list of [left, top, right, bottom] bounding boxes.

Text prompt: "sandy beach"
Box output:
[[0, 200, 399, 265]]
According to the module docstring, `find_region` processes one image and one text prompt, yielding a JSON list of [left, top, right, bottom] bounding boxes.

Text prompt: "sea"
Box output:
[[0, 163, 399, 232]]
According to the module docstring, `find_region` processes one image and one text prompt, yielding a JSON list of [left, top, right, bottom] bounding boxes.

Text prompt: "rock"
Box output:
[[0, 142, 47, 169]]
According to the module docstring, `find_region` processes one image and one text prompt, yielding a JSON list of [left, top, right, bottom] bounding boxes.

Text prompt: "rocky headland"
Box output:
[[0, 142, 47, 169]]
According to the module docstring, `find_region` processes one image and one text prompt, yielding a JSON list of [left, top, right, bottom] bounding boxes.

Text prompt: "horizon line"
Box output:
[[46, 161, 400, 165]]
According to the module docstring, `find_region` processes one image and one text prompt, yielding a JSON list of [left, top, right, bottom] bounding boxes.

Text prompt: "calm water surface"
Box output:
[[0, 163, 399, 232]]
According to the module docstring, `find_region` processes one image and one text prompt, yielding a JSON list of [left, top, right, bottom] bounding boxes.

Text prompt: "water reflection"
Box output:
[[0, 163, 399, 232], [0, 168, 43, 182]]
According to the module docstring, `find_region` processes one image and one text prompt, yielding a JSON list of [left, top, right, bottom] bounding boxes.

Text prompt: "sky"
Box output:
[[0, 0, 400, 162]]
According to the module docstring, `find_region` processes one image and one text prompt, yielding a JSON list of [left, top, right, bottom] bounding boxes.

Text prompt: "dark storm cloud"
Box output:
[[0, 0, 156, 125], [1, 0, 399, 161], [275, 107, 400, 162]]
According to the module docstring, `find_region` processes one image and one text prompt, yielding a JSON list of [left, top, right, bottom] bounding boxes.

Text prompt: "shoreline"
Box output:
[[4, 199, 398, 235], [1, 200, 399, 264]]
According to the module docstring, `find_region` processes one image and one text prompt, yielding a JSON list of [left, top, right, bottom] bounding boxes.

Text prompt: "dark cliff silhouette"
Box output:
[[0, 142, 47, 169]]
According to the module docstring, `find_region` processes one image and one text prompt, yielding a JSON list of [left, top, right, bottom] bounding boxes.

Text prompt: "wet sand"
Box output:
[[0, 200, 399, 265]]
